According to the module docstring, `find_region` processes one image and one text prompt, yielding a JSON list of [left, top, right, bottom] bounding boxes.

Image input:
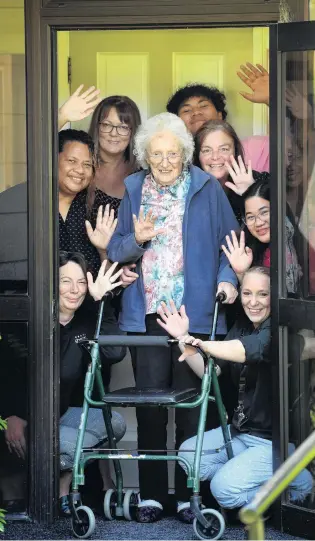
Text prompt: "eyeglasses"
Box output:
[[99, 121, 131, 136], [200, 147, 232, 158], [148, 152, 182, 165], [243, 209, 270, 227]]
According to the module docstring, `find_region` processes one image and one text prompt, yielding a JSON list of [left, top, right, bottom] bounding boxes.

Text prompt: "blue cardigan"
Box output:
[[107, 165, 239, 334]]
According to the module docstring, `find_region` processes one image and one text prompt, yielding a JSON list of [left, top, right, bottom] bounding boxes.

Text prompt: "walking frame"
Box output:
[[69, 293, 233, 540]]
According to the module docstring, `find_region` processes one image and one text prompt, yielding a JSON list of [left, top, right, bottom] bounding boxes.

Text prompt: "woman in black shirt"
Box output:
[[58, 129, 120, 277], [157, 266, 312, 515], [0, 252, 126, 514]]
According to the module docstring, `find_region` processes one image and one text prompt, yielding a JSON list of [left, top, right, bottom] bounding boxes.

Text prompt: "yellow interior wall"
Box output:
[[67, 28, 262, 139], [57, 32, 70, 107], [0, 1, 26, 189], [0, 3, 24, 54]]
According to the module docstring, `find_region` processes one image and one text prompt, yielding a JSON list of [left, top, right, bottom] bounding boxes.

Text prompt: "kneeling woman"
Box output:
[[59, 251, 126, 514], [157, 267, 312, 510]]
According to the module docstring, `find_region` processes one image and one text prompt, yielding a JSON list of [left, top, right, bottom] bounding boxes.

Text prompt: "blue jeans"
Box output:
[[59, 407, 126, 471], [179, 426, 313, 509]]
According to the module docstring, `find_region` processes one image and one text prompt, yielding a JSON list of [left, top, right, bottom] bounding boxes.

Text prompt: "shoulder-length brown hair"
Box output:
[[89, 95, 141, 172], [194, 119, 245, 167]]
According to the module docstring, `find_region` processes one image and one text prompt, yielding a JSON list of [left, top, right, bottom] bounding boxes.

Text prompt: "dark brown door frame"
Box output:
[[24, 0, 308, 525]]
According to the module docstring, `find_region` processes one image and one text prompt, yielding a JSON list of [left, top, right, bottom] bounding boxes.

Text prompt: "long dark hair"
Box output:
[[243, 179, 270, 265], [194, 120, 245, 168], [89, 95, 141, 171]]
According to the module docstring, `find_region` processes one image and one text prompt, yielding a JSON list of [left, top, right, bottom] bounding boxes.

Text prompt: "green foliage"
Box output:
[[0, 508, 6, 533], [0, 417, 7, 531]]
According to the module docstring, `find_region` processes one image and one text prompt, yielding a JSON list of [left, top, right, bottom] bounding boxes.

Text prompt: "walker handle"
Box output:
[[216, 291, 227, 303], [98, 335, 175, 347]]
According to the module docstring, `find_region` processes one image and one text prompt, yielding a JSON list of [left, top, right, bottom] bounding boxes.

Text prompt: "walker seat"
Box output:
[[102, 386, 198, 406]]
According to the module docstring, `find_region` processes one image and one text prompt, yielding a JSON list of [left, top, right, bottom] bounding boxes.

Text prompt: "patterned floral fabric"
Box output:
[[141, 170, 191, 314]]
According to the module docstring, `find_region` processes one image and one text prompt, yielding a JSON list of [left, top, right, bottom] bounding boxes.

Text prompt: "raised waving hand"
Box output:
[[237, 63, 269, 106], [86, 204, 117, 254], [222, 230, 253, 280], [58, 85, 102, 130], [157, 300, 189, 340], [87, 260, 123, 301], [133, 208, 165, 245], [225, 156, 254, 196]]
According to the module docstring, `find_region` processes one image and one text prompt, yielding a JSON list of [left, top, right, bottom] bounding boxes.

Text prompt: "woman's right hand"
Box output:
[[178, 335, 205, 361], [157, 300, 190, 339], [58, 85, 102, 130], [87, 260, 123, 301], [221, 230, 253, 276], [133, 208, 165, 245]]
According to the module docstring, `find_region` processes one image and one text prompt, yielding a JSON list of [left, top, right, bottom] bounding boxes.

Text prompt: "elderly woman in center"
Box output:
[[107, 112, 239, 523]]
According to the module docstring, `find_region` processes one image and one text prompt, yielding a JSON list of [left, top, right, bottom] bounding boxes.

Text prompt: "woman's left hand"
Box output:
[[225, 156, 254, 196], [216, 282, 238, 304], [87, 260, 123, 301], [86, 204, 118, 252], [157, 300, 189, 339]]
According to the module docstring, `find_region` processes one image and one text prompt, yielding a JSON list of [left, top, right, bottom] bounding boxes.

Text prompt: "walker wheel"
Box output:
[[123, 489, 139, 520], [193, 508, 225, 540], [103, 488, 117, 520], [71, 506, 96, 539]]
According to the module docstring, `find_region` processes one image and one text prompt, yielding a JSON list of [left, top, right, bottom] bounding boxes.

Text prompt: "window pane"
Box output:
[[0, 322, 28, 514], [287, 326, 315, 509], [284, 51, 315, 298], [0, 0, 27, 294], [0, 0, 29, 516]]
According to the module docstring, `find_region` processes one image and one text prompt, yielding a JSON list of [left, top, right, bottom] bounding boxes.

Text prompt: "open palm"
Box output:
[[86, 204, 117, 252], [157, 300, 189, 339], [225, 156, 254, 196], [59, 85, 101, 124], [133, 208, 164, 244], [222, 230, 253, 275], [87, 261, 123, 301], [237, 63, 269, 105]]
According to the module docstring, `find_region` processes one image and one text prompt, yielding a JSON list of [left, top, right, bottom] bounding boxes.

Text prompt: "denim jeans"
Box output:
[[179, 426, 313, 509], [59, 407, 126, 471]]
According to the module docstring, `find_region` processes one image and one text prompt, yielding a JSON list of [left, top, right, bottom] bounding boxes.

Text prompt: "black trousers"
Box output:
[[129, 314, 221, 505]]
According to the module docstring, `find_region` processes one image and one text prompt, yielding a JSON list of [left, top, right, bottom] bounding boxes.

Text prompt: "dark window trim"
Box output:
[[25, 2, 59, 523], [270, 19, 315, 539]]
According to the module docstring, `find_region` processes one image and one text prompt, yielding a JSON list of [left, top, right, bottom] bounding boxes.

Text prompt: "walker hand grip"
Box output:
[[98, 335, 174, 347], [216, 291, 227, 303]]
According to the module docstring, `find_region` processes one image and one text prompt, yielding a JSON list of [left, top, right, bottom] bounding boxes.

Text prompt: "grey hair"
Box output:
[[133, 112, 195, 169]]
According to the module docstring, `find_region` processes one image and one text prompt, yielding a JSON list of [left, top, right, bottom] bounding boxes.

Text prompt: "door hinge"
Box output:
[[68, 57, 72, 86]]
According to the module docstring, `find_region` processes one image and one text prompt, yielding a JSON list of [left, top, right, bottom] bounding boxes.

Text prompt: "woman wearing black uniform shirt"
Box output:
[[157, 267, 312, 514], [0, 252, 126, 515]]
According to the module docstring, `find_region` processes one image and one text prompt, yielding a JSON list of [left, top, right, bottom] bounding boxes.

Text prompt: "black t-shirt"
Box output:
[[219, 316, 272, 439], [59, 298, 126, 416], [59, 188, 121, 276], [0, 298, 126, 420]]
